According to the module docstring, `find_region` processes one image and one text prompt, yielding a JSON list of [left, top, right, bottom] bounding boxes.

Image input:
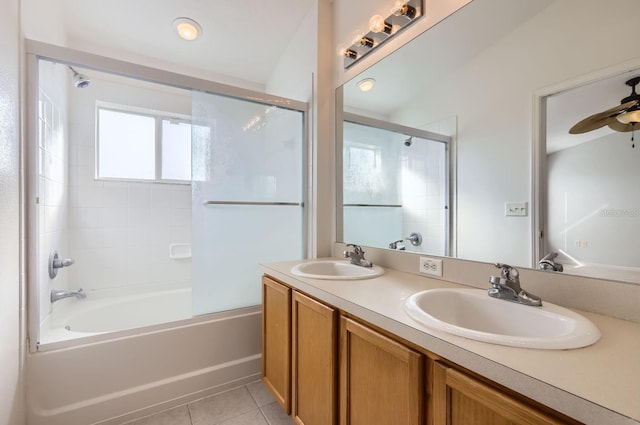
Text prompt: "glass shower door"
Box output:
[[191, 90, 304, 315]]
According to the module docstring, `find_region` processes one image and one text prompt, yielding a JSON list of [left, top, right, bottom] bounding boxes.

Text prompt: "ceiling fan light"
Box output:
[[616, 110, 640, 124]]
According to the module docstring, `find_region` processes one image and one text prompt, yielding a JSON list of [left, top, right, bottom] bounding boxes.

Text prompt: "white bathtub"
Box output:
[[41, 287, 193, 342], [28, 287, 262, 425]]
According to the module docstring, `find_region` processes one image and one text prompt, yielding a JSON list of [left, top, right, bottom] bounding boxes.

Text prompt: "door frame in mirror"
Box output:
[[532, 57, 640, 282]]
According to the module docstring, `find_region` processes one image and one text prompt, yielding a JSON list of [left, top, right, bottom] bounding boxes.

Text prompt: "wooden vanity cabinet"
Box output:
[[432, 362, 575, 425], [262, 275, 338, 425], [340, 317, 425, 425], [262, 276, 292, 413], [292, 291, 338, 425], [262, 274, 580, 425]]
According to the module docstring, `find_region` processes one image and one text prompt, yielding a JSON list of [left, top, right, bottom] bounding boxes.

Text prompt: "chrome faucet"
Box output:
[[343, 244, 373, 267], [388, 239, 406, 250], [538, 252, 563, 272], [488, 263, 542, 307], [51, 288, 87, 303]]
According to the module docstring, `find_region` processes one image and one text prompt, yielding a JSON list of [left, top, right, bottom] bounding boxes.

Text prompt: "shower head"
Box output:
[[68, 66, 90, 88], [404, 136, 413, 147]]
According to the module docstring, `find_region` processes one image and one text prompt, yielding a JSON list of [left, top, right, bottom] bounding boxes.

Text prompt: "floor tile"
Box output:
[[189, 386, 258, 425], [261, 402, 294, 425], [124, 405, 191, 425], [218, 408, 268, 425], [246, 381, 276, 407]]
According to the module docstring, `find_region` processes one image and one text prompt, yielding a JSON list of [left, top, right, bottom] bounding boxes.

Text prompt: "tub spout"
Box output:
[[51, 288, 87, 303]]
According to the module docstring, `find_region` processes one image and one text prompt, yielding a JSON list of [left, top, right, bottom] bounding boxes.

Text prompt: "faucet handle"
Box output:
[[345, 244, 363, 254], [494, 262, 518, 281]]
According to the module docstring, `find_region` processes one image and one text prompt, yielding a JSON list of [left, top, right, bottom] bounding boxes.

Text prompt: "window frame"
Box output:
[[95, 101, 192, 184]]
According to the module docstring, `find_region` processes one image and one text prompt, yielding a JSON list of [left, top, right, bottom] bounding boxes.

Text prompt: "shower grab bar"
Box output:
[[204, 201, 303, 206], [344, 203, 402, 208]]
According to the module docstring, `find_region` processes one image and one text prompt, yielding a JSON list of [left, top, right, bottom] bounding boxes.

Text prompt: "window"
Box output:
[[97, 104, 192, 182]]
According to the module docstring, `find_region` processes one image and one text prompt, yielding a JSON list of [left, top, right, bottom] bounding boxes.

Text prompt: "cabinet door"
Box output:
[[340, 317, 424, 425], [262, 276, 291, 413], [433, 362, 572, 425], [292, 291, 338, 425]]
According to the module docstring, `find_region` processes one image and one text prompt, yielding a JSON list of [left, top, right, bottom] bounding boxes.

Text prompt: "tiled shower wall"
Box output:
[[400, 138, 447, 256], [38, 61, 70, 321], [66, 71, 192, 293]]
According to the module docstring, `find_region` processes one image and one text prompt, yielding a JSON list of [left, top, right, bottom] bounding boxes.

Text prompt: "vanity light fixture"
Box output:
[[173, 17, 202, 41], [342, 0, 423, 68], [357, 78, 376, 92]]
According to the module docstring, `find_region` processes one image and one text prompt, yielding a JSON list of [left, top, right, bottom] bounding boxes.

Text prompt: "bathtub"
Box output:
[[39, 287, 194, 344], [28, 287, 262, 425]]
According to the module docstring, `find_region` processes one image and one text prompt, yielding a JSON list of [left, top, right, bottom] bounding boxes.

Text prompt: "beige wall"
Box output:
[[0, 0, 25, 424]]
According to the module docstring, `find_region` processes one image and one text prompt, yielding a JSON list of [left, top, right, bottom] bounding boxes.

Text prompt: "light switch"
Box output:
[[505, 202, 527, 216]]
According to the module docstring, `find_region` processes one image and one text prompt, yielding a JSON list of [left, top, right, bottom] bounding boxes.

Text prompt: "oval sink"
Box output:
[[404, 288, 600, 349], [291, 260, 384, 280]]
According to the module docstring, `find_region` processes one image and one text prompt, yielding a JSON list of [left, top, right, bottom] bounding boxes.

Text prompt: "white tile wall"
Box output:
[[65, 72, 193, 293], [38, 61, 70, 323]]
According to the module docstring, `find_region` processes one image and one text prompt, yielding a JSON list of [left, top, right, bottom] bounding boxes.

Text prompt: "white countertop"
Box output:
[[261, 259, 640, 425]]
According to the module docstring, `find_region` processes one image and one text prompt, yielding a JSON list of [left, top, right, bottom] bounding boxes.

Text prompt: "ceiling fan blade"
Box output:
[[569, 100, 638, 134], [569, 115, 615, 134], [607, 119, 638, 133]]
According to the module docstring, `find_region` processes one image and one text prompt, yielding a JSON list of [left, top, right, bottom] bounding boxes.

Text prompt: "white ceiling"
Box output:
[[28, 0, 315, 86]]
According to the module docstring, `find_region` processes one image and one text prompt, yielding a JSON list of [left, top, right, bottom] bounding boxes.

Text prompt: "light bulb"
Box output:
[[369, 15, 391, 34], [617, 110, 640, 124], [391, 0, 408, 15], [357, 78, 376, 92], [173, 18, 202, 41]]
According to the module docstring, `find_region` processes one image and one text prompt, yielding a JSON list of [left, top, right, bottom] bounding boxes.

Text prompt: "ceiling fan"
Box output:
[[569, 76, 640, 136]]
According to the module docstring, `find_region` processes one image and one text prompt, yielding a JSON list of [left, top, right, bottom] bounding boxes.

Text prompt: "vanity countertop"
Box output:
[[261, 259, 640, 425]]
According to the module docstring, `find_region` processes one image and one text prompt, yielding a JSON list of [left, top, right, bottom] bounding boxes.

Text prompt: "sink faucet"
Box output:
[[343, 244, 373, 267], [488, 263, 542, 307], [51, 288, 87, 303], [538, 252, 563, 272]]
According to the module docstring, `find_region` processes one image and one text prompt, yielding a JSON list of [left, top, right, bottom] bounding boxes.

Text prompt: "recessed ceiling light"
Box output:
[[357, 78, 376, 92], [173, 17, 202, 41]]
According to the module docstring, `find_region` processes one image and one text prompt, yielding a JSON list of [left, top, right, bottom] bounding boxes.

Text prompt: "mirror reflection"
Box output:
[[543, 68, 640, 283], [339, 0, 640, 284], [342, 115, 451, 256]]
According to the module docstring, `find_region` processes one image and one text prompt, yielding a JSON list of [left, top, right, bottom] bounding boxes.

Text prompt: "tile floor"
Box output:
[[122, 381, 293, 425]]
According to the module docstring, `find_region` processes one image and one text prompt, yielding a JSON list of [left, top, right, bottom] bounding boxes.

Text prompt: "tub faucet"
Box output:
[[343, 244, 373, 267], [51, 288, 87, 303], [488, 263, 542, 307], [388, 239, 406, 250], [538, 252, 563, 272]]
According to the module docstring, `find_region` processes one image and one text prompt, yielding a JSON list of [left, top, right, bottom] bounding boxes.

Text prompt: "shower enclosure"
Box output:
[[28, 49, 307, 350], [341, 115, 452, 256]]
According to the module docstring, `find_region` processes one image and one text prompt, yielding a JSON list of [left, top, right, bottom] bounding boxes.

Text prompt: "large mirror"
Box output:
[[338, 0, 640, 284]]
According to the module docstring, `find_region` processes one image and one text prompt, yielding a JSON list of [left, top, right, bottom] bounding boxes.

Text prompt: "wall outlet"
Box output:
[[419, 257, 443, 277]]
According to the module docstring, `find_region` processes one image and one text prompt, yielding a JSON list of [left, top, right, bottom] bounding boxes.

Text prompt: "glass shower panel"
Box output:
[[191, 91, 304, 315], [343, 121, 449, 255], [343, 121, 403, 247]]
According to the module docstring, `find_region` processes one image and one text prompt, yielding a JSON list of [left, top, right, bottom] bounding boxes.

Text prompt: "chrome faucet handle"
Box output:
[[490, 262, 541, 307], [48, 250, 75, 279], [343, 244, 372, 267], [494, 262, 519, 283]]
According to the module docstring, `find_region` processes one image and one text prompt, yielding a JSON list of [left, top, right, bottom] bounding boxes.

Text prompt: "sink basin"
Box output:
[[291, 260, 384, 280], [404, 288, 600, 349]]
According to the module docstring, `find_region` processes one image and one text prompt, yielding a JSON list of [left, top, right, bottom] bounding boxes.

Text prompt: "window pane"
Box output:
[[161, 119, 191, 181], [98, 109, 155, 179]]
